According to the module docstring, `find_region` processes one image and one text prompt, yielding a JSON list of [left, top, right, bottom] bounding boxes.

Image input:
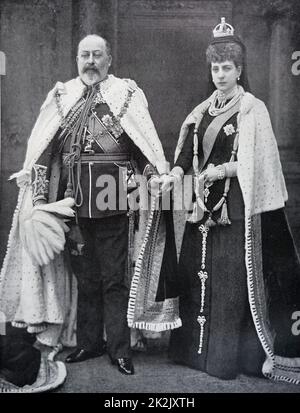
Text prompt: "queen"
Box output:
[[166, 18, 300, 382]]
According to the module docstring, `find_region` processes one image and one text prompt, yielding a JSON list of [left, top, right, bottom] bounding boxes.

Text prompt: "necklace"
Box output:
[[208, 85, 242, 116], [215, 91, 227, 109]]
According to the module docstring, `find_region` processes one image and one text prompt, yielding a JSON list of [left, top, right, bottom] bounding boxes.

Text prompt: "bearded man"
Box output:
[[0, 35, 181, 376]]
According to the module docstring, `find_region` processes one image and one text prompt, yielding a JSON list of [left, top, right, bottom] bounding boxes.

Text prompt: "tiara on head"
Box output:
[[213, 17, 234, 38]]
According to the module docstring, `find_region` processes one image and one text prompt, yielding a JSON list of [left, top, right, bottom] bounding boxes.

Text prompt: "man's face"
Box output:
[[77, 37, 112, 86]]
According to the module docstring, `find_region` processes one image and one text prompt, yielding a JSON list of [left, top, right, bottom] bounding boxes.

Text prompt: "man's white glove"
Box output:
[[20, 197, 75, 266]]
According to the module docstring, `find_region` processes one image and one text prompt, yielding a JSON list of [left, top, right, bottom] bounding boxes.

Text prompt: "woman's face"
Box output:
[[211, 60, 241, 94]]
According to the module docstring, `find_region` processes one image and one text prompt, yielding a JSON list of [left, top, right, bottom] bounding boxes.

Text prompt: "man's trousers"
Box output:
[[68, 214, 131, 359]]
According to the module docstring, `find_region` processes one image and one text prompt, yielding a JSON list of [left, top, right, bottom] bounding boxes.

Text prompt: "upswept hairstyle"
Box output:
[[206, 42, 243, 67], [205, 36, 250, 95]]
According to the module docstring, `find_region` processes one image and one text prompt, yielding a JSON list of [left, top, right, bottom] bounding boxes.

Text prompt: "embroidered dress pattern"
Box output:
[[196, 224, 210, 353], [197, 315, 206, 354]]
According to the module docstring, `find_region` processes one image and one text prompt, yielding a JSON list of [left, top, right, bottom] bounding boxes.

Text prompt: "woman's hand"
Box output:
[[148, 174, 176, 196], [204, 164, 225, 185], [160, 174, 177, 193]]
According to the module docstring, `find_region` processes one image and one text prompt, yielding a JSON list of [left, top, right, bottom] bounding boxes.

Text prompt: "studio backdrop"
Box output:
[[0, 0, 300, 259]]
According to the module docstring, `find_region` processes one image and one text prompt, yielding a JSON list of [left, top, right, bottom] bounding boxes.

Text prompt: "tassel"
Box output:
[[68, 224, 85, 256], [187, 201, 203, 224], [187, 174, 206, 224], [64, 181, 73, 199], [204, 214, 217, 228], [217, 201, 231, 226]]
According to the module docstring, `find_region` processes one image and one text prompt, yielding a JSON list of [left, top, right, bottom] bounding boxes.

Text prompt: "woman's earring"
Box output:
[[237, 76, 240, 81]]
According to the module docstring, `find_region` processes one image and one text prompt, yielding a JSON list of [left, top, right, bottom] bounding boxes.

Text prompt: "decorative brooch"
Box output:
[[93, 91, 106, 106], [223, 124, 235, 136], [101, 114, 124, 138]]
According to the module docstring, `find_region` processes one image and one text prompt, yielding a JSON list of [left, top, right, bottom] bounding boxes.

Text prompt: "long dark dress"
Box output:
[[169, 109, 265, 379]]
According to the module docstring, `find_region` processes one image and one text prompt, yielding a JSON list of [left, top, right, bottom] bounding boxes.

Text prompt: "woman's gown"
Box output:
[[169, 109, 265, 379]]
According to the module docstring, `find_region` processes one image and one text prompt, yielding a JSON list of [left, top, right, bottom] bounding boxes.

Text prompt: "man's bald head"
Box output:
[[77, 35, 112, 57]]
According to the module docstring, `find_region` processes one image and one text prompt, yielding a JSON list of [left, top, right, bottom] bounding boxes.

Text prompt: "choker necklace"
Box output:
[[209, 85, 242, 116], [215, 91, 227, 109]]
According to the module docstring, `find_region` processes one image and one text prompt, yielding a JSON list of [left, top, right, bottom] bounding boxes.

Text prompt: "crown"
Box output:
[[213, 17, 234, 38]]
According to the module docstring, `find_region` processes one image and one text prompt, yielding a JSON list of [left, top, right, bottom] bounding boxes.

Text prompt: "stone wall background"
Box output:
[[0, 0, 299, 260]]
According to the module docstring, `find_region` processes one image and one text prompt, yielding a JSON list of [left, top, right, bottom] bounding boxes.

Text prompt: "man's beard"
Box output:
[[80, 67, 101, 85]]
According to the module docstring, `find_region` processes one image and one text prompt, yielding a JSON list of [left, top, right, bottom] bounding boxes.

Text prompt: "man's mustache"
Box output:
[[83, 65, 99, 73]]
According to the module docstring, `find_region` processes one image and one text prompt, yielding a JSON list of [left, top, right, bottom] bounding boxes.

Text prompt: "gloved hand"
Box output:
[[148, 174, 176, 196]]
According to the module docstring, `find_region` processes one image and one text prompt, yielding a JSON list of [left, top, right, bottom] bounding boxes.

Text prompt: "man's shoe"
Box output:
[[111, 358, 135, 375], [65, 348, 105, 363]]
